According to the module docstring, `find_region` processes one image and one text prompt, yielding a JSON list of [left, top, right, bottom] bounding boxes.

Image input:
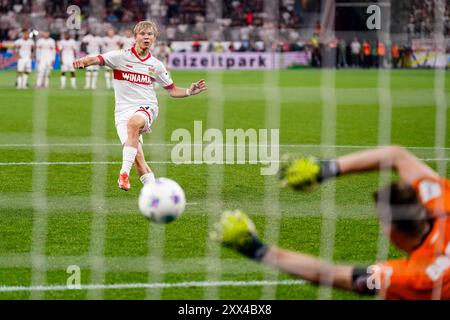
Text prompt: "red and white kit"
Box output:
[[98, 47, 174, 144]]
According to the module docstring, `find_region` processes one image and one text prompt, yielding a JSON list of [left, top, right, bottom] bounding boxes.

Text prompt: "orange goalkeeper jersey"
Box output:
[[374, 177, 450, 300]]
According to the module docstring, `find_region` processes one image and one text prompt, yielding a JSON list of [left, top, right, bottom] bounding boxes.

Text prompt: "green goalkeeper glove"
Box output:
[[279, 155, 340, 191], [211, 210, 268, 261]]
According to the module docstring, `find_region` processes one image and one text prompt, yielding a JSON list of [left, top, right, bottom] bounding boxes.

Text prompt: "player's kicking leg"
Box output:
[[118, 114, 146, 191]]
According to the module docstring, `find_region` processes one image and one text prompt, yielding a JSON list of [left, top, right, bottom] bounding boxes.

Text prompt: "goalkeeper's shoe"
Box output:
[[118, 172, 131, 191], [279, 155, 321, 191], [211, 210, 268, 261]]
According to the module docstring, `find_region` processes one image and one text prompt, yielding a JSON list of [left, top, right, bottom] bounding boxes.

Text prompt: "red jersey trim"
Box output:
[[113, 69, 153, 85], [97, 55, 105, 66], [163, 83, 175, 90], [135, 107, 152, 123], [131, 47, 151, 62]]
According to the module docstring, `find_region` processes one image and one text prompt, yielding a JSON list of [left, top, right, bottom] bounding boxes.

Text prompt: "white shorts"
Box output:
[[37, 59, 53, 72], [61, 62, 75, 72], [17, 58, 32, 72], [86, 64, 99, 71], [115, 105, 158, 145]]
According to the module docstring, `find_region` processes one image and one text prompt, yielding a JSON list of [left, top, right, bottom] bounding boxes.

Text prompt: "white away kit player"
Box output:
[[36, 31, 56, 88], [81, 31, 102, 89], [58, 32, 78, 89], [121, 29, 135, 49], [14, 30, 34, 89], [102, 28, 122, 89], [73, 20, 207, 191]]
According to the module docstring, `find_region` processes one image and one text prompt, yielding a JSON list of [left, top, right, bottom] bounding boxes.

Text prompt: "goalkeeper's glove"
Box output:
[[279, 155, 340, 191], [211, 210, 268, 261]]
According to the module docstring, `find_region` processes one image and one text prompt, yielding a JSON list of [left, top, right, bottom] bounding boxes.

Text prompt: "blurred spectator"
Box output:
[[350, 37, 361, 67], [371, 41, 378, 68], [192, 40, 201, 52], [377, 41, 386, 68], [309, 32, 321, 67], [407, 0, 450, 38], [392, 43, 400, 68], [337, 38, 347, 68], [362, 40, 371, 68]]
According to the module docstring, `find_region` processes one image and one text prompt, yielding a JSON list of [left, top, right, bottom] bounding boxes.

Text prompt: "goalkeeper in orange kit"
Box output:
[[213, 146, 450, 299]]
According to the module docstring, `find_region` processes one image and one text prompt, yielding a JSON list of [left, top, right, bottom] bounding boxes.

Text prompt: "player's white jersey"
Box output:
[[98, 47, 174, 114], [36, 38, 56, 61], [82, 34, 102, 55], [14, 38, 34, 59], [58, 39, 78, 63], [102, 35, 122, 53], [121, 36, 135, 49]]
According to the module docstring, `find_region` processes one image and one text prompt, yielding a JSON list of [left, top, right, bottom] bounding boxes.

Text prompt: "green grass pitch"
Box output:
[[0, 69, 449, 299]]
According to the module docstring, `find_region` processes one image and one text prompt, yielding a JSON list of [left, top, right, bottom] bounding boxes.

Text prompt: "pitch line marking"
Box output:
[[0, 143, 449, 151], [0, 158, 449, 166], [0, 279, 306, 292]]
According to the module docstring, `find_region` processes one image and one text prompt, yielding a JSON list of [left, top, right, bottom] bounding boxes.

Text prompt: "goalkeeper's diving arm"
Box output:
[[336, 146, 438, 184]]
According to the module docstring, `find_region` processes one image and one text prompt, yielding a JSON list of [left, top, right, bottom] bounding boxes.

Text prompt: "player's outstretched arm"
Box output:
[[279, 145, 438, 190], [73, 55, 102, 69], [337, 145, 438, 184], [167, 79, 207, 98], [212, 210, 359, 294]]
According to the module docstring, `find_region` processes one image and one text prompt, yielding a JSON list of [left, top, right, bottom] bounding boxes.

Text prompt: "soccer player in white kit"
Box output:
[[81, 31, 102, 89], [73, 20, 207, 191], [102, 28, 122, 89], [58, 32, 78, 89], [35, 31, 56, 88], [14, 30, 34, 89], [121, 29, 135, 49]]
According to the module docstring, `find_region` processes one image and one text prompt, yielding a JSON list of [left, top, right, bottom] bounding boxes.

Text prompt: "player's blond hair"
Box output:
[[133, 20, 159, 38]]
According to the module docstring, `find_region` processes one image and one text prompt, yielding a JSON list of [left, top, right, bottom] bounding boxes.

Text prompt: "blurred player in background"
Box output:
[[73, 20, 207, 191], [35, 31, 56, 88], [58, 32, 78, 89], [102, 28, 122, 89], [153, 42, 171, 66], [152, 42, 171, 89], [121, 29, 135, 49], [81, 30, 102, 89], [214, 146, 450, 299], [14, 29, 34, 89]]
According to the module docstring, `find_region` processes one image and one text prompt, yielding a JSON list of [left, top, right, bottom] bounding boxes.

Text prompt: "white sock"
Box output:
[[44, 70, 50, 87], [17, 75, 23, 88], [36, 71, 44, 87], [23, 74, 28, 88], [120, 146, 138, 175], [71, 77, 76, 88], [140, 172, 155, 185], [91, 71, 98, 89], [61, 76, 66, 88], [84, 71, 91, 88], [105, 71, 111, 89]]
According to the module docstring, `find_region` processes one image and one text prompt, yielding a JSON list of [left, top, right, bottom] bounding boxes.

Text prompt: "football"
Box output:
[[138, 178, 186, 223]]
